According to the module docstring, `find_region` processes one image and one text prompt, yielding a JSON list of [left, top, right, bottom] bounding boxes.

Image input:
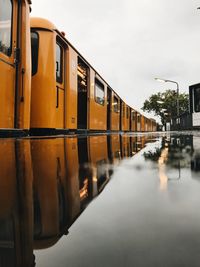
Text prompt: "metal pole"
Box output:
[[165, 80, 180, 125], [176, 82, 180, 125]]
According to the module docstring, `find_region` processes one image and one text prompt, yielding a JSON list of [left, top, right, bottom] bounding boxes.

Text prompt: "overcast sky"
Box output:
[[31, 0, 200, 121]]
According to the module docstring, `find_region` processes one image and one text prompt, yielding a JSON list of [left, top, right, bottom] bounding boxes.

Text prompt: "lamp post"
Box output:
[[155, 78, 180, 126]]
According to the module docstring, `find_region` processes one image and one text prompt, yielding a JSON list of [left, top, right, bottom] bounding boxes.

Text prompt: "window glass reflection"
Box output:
[[0, 0, 12, 56]]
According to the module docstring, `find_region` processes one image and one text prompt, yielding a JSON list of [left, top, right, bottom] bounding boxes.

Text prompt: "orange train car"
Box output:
[[0, 0, 31, 135], [30, 18, 119, 134]]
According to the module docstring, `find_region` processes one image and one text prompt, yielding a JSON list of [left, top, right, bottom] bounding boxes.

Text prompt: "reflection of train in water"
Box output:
[[0, 0, 157, 136], [0, 134, 151, 266]]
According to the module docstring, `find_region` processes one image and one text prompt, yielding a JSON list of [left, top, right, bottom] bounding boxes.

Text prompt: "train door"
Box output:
[[0, 0, 16, 128], [107, 87, 111, 130], [56, 40, 65, 129], [77, 58, 89, 129]]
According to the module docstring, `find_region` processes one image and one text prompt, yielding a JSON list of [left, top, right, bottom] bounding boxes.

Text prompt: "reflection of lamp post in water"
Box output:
[[155, 78, 180, 128]]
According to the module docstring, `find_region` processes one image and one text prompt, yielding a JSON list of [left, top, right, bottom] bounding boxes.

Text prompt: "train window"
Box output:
[[113, 96, 119, 113], [31, 31, 39, 76], [0, 0, 12, 56], [194, 88, 200, 112], [95, 79, 105, 105], [56, 43, 63, 83]]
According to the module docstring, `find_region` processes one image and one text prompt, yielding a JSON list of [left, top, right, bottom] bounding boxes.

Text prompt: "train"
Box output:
[[0, 0, 157, 136]]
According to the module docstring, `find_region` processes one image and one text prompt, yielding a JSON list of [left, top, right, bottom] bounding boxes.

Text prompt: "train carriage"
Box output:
[[30, 18, 77, 133], [30, 18, 110, 134], [0, 0, 31, 135]]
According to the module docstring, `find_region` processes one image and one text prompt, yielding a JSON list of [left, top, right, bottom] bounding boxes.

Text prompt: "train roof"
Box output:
[[30, 17, 56, 31]]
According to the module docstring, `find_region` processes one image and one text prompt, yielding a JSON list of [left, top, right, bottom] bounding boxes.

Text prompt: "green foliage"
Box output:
[[142, 90, 189, 124]]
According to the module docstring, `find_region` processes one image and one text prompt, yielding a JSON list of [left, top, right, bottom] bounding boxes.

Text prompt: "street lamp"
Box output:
[[154, 77, 180, 123]]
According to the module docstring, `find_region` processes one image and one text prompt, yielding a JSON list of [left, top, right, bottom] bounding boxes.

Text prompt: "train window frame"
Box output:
[[31, 31, 39, 76], [113, 95, 119, 113], [95, 78, 105, 106], [56, 42, 63, 84], [0, 0, 13, 57]]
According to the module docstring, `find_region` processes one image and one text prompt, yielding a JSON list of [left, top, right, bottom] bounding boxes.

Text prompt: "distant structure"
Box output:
[[189, 84, 200, 128]]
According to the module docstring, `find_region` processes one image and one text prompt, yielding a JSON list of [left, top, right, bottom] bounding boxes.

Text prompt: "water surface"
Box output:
[[0, 133, 200, 266]]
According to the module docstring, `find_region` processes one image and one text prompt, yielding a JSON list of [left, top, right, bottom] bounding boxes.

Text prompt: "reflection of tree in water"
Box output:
[[143, 135, 193, 169]]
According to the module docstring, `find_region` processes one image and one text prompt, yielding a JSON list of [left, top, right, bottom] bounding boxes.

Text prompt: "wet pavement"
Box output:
[[0, 132, 200, 266]]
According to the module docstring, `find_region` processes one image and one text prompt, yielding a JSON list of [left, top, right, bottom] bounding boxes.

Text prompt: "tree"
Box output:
[[142, 90, 189, 124]]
